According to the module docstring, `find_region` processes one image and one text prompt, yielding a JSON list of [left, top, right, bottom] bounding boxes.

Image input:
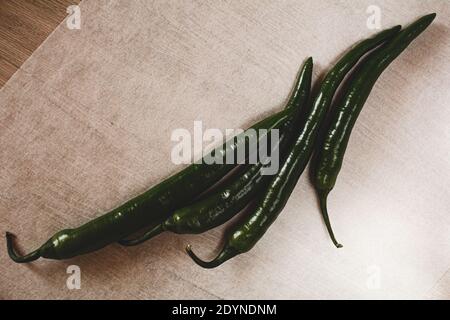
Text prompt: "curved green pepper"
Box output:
[[311, 13, 436, 247]]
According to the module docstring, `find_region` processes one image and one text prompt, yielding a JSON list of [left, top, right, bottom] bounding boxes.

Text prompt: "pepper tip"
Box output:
[[6, 231, 42, 263]]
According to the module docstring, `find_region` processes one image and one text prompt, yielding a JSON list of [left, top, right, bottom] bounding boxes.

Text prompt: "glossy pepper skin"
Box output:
[[186, 25, 402, 268], [311, 13, 436, 247], [118, 58, 313, 246], [120, 139, 284, 246], [6, 99, 290, 263]]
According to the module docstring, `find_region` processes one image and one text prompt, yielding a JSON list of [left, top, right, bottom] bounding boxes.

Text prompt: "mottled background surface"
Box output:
[[1, 0, 449, 299]]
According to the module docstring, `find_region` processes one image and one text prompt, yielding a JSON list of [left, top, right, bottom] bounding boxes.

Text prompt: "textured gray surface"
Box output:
[[1, 0, 449, 299]]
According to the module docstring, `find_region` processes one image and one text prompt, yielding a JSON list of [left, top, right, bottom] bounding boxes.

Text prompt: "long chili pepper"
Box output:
[[185, 25, 403, 268], [6, 97, 291, 263], [119, 58, 313, 246], [311, 13, 436, 247]]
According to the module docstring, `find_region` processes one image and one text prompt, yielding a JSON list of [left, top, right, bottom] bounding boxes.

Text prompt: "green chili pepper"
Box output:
[[119, 58, 313, 246], [186, 25, 402, 268], [6, 101, 290, 263], [311, 13, 436, 247]]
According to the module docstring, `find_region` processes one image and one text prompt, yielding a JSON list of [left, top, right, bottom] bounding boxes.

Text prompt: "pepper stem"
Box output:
[[118, 224, 164, 246], [6, 232, 42, 263], [185, 244, 237, 269], [318, 190, 343, 248]]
